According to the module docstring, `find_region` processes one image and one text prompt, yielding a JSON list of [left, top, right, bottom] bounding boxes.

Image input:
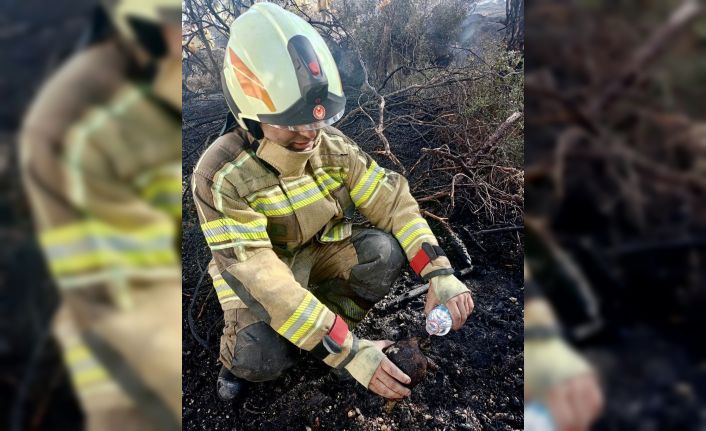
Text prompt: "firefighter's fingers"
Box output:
[[546, 383, 579, 431], [380, 357, 411, 386], [455, 298, 469, 329], [446, 299, 463, 331], [369, 376, 403, 399], [375, 367, 411, 399], [424, 286, 440, 315], [371, 340, 394, 351], [458, 295, 471, 320], [368, 357, 411, 399], [566, 377, 591, 431], [577, 374, 604, 427], [465, 293, 475, 316]]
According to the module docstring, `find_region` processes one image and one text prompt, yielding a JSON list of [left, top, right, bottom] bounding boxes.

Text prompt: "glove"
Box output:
[[342, 339, 386, 388], [425, 274, 473, 331], [428, 274, 470, 305], [525, 299, 593, 399], [525, 337, 593, 399]]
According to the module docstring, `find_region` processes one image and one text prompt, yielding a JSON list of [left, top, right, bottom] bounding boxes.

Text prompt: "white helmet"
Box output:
[[223, 3, 346, 132], [101, 0, 181, 57]]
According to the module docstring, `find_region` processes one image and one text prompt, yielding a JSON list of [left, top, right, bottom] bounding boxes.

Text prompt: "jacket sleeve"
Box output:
[[191, 171, 385, 386], [21, 120, 180, 310], [342, 139, 453, 278]]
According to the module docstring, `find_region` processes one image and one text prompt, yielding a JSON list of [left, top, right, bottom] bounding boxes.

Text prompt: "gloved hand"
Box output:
[[424, 274, 474, 331], [343, 339, 411, 399], [525, 337, 603, 431], [525, 299, 603, 430]]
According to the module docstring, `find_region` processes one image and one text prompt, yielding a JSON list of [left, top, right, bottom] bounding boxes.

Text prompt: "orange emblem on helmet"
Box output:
[[228, 48, 276, 112]]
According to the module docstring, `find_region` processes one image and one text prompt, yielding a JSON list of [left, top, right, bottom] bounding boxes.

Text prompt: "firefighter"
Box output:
[[20, 1, 182, 429], [191, 3, 474, 401]]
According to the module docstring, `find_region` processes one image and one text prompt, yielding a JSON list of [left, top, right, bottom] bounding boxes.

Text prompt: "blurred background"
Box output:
[[1, 0, 182, 429], [0, 1, 96, 429], [526, 0, 706, 429]]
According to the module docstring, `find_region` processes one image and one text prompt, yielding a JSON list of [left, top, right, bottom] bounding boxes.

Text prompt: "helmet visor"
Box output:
[[266, 109, 344, 132]]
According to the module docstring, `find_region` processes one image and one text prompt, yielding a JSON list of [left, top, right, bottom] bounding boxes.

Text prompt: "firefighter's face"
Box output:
[[261, 124, 319, 152]]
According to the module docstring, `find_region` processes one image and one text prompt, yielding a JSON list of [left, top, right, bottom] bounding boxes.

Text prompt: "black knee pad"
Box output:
[[349, 229, 405, 302], [230, 322, 298, 382]]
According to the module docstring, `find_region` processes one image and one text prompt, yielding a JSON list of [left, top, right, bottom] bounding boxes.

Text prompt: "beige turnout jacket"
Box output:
[[192, 126, 452, 386]]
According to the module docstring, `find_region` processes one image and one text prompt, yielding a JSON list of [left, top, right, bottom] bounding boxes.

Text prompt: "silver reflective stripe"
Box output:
[[352, 165, 385, 204], [203, 222, 266, 238], [396, 222, 431, 245], [252, 183, 326, 212], [282, 298, 320, 341], [45, 236, 172, 260]]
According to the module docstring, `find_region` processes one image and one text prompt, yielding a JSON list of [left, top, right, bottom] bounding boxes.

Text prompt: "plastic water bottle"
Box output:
[[524, 402, 556, 431], [425, 305, 452, 336]]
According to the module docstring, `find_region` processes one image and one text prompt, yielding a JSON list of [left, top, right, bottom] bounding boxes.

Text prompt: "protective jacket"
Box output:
[[20, 40, 182, 430], [192, 126, 456, 387]]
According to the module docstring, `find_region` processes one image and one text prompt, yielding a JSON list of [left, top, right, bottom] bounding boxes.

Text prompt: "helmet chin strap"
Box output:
[[243, 119, 264, 140]]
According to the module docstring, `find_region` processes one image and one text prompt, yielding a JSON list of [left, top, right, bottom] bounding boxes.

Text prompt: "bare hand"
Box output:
[[424, 289, 474, 331], [544, 374, 604, 431], [367, 340, 412, 399]]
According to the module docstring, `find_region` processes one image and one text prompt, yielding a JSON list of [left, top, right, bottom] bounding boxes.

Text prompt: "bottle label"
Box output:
[[525, 403, 556, 431], [426, 305, 452, 336]]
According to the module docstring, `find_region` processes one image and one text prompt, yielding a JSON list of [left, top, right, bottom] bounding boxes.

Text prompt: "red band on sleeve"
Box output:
[[328, 315, 349, 346], [410, 248, 432, 275]]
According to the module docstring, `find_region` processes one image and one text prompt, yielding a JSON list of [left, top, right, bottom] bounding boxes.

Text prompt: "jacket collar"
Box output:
[[255, 133, 322, 177]]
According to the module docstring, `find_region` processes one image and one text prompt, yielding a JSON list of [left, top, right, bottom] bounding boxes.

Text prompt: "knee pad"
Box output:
[[350, 229, 405, 302], [230, 322, 297, 382]]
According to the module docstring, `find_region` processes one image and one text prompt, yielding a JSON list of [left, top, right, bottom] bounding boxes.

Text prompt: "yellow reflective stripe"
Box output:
[[290, 302, 325, 344], [212, 152, 252, 212], [277, 292, 315, 335], [322, 166, 347, 183], [290, 187, 328, 209], [39, 220, 177, 278], [351, 161, 385, 207], [66, 87, 143, 208], [65, 344, 92, 364], [209, 239, 271, 251], [321, 222, 348, 242], [201, 218, 268, 245], [64, 343, 111, 389], [73, 367, 111, 388], [249, 178, 332, 217], [277, 292, 327, 346], [49, 249, 176, 275], [400, 230, 435, 251], [40, 221, 173, 247], [313, 168, 342, 193], [134, 162, 181, 188], [250, 180, 321, 207], [141, 177, 182, 201], [55, 267, 179, 290], [395, 217, 435, 249], [213, 275, 240, 301]]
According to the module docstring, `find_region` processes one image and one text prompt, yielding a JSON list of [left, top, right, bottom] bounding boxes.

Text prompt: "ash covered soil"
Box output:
[[181, 96, 524, 431]]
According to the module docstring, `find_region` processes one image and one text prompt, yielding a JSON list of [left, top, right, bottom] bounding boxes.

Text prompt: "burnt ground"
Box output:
[[587, 326, 706, 430], [181, 95, 524, 431]]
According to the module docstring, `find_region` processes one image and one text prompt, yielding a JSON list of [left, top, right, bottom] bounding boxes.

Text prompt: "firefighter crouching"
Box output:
[[192, 3, 474, 401]]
